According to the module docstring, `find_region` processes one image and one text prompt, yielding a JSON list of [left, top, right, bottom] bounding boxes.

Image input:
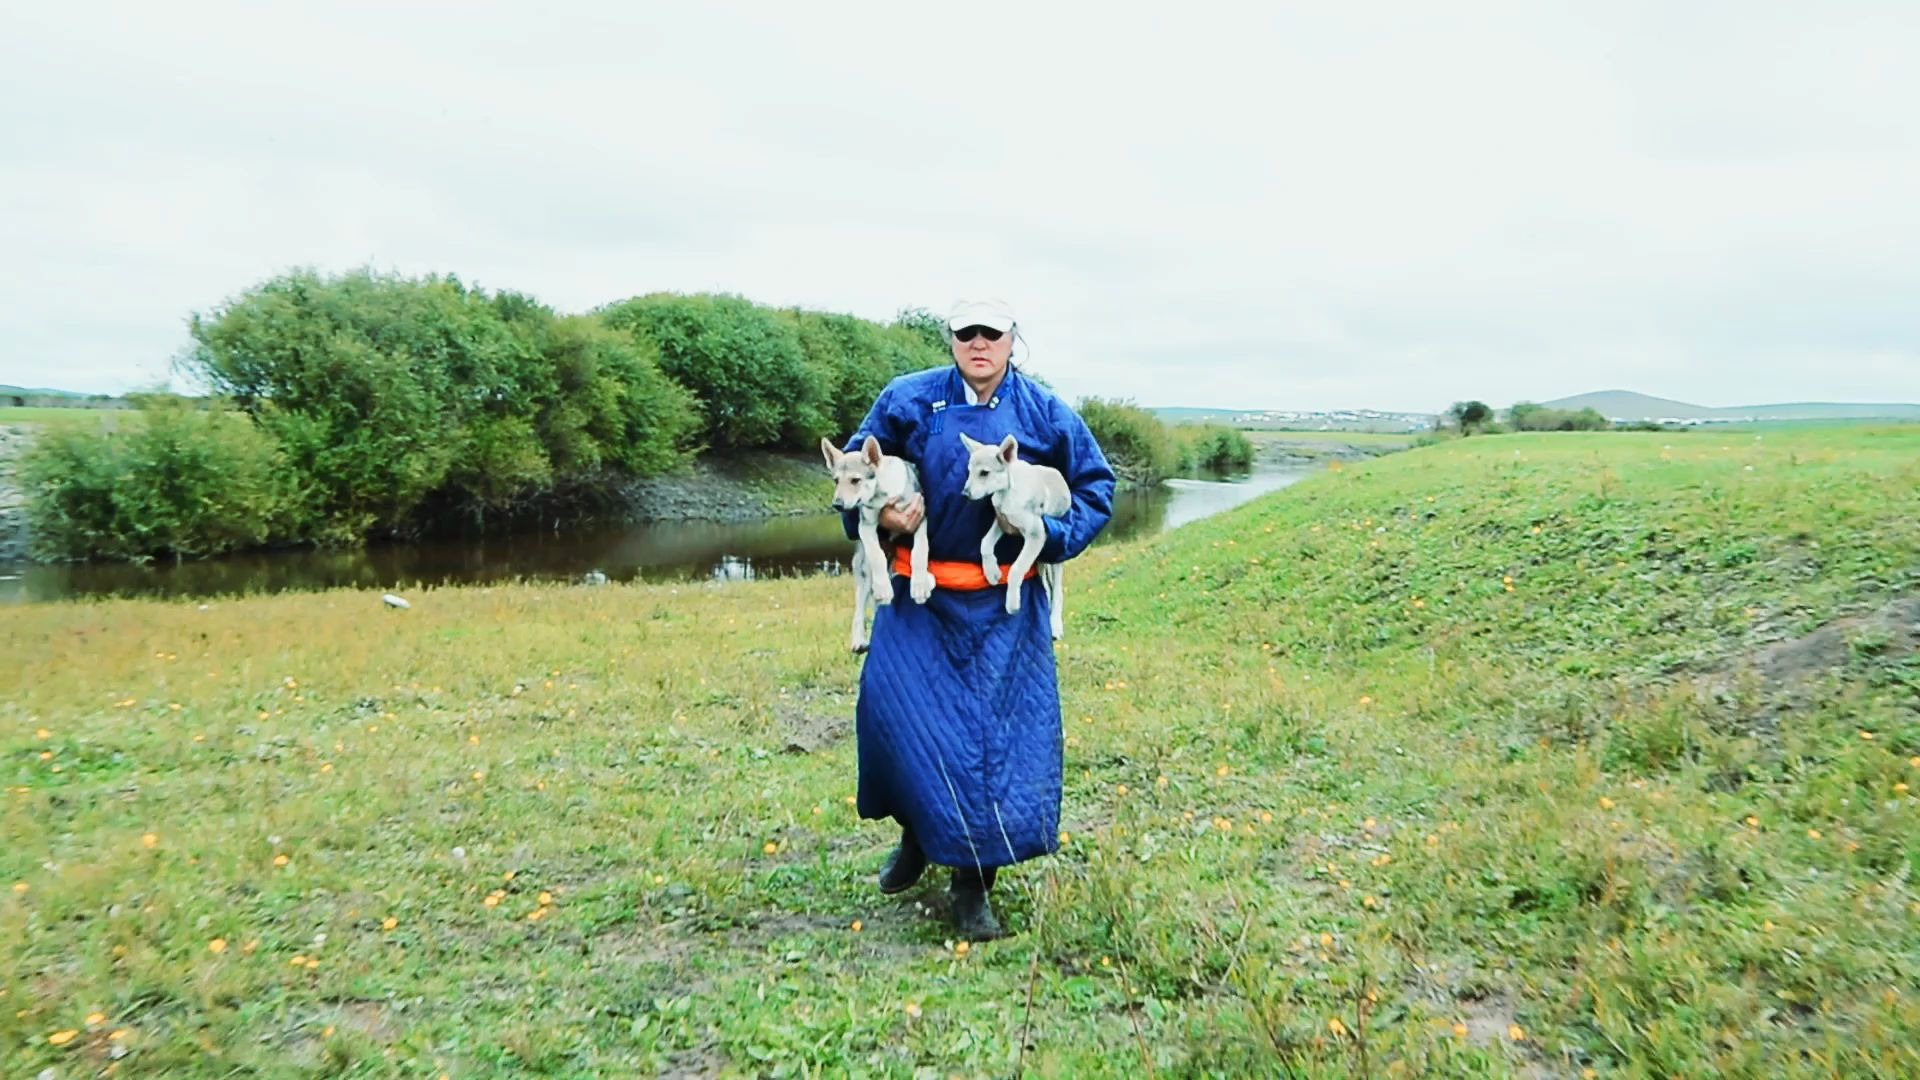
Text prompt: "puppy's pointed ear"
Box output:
[[820, 437, 841, 471], [959, 432, 984, 453], [861, 435, 883, 466], [998, 434, 1019, 463]]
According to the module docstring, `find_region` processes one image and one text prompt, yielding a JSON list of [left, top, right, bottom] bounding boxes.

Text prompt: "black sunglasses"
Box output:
[[953, 324, 1005, 343]]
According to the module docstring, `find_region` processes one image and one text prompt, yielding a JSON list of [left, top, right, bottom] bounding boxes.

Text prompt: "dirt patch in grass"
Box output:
[[659, 1044, 730, 1079], [1739, 594, 1920, 689], [774, 689, 852, 754], [1703, 593, 1920, 735]]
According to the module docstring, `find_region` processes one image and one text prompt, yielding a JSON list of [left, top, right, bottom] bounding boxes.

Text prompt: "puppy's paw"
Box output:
[[850, 639, 869, 655], [910, 571, 934, 604], [1004, 590, 1023, 615], [871, 582, 894, 606], [981, 562, 1002, 586]]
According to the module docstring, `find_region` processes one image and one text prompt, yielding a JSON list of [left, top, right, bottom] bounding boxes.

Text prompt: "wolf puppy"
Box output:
[[823, 436, 933, 653], [959, 433, 1069, 639]]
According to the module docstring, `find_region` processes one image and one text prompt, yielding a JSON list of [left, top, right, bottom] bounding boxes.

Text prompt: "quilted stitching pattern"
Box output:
[[842, 366, 1116, 871]]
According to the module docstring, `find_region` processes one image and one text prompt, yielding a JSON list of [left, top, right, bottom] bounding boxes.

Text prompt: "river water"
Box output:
[[0, 467, 1312, 604]]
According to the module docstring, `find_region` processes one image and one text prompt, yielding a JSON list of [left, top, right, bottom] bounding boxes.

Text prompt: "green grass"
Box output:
[[1250, 430, 1417, 446], [5, 428, 1919, 1076], [0, 407, 128, 431], [1249, 430, 1416, 451]]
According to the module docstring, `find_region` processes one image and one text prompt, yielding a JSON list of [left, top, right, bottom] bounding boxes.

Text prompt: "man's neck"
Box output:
[[960, 367, 1007, 404]]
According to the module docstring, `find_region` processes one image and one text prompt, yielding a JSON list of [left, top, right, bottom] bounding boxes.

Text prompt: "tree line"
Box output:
[[23, 269, 950, 560]]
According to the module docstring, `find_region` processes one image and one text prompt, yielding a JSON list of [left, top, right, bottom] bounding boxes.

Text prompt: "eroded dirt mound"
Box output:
[[1737, 595, 1920, 691]]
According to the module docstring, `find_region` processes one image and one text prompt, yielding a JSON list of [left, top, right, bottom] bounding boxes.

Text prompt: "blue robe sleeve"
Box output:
[[1039, 397, 1117, 562], [840, 383, 904, 542]]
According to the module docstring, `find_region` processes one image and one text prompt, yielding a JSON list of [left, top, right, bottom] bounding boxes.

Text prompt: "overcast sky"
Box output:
[[2, 2, 1916, 412]]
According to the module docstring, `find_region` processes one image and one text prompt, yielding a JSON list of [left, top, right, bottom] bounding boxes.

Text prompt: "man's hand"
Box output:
[[878, 495, 924, 535]]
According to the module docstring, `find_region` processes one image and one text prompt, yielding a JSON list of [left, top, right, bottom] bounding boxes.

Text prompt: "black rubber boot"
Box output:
[[877, 827, 927, 894], [949, 866, 1004, 940]]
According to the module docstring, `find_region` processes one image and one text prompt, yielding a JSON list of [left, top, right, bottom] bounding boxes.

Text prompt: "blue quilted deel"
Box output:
[[841, 365, 1116, 870]]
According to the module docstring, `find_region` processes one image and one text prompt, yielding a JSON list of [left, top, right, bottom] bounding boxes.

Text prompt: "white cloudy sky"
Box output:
[[3, 2, 1916, 412]]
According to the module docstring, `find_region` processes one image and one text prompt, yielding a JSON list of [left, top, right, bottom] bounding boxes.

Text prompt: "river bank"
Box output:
[[0, 426, 830, 567], [0, 423, 1408, 570], [0, 426, 31, 562]]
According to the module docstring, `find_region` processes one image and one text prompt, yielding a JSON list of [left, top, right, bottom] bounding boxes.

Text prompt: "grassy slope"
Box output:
[[4, 428, 1918, 1077]]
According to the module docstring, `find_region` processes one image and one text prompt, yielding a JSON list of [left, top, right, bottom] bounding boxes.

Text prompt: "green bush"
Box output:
[[891, 306, 949, 355], [599, 293, 830, 449], [1446, 400, 1496, 435], [184, 270, 698, 541], [491, 303, 699, 480], [22, 397, 298, 561], [784, 309, 947, 436], [39, 267, 942, 560], [1079, 398, 1180, 484], [1509, 402, 1612, 432], [1175, 424, 1255, 474]]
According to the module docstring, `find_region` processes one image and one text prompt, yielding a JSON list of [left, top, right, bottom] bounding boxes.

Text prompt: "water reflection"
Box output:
[[0, 468, 1310, 603]]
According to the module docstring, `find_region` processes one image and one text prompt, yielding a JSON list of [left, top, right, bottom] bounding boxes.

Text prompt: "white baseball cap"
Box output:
[[946, 298, 1016, 333]]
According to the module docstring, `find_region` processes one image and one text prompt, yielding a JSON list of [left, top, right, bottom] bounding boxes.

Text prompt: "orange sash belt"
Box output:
[[891, 546, 1037, 591]]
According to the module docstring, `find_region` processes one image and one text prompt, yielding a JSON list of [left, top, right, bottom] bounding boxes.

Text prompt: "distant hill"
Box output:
[[1540, 390, 1920, 423], [0, 385, 90, 399]]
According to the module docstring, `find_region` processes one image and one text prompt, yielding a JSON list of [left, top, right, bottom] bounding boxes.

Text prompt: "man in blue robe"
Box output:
[[841, 299, 1115, 938]]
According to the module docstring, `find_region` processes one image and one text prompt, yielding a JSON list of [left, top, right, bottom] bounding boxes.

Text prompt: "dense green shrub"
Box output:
[[784, 310, 946, 435], [34, 268, 946, 560], [1446, 400, 1496, 435], [891, 306, 949, 355], [598, 293, 830, 449], [22, 397, 298, 560], [184, 270, 698, 540], [1175, 424, 1256, 474], [1079, 397, 1181, 484], [1509, 402, 1612, 431]]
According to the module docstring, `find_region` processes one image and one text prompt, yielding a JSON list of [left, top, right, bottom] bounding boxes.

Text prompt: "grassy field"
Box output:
[[0, 407, 128, 431], [5, 428, 1919, 1077], [1250, 430, 1418, 446]]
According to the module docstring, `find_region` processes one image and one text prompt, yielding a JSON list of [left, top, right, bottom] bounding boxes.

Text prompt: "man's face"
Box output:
[[951, 323, 1012, 386]]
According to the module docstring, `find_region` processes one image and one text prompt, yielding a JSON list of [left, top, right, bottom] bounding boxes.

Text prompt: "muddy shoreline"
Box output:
[[0, 429, 829, 565], [0, 428, 29, 562]]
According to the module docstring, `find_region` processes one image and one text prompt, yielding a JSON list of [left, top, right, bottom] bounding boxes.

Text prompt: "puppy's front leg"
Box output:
[[849, 542, 870, 652], [858, 518, 892, 606], [909, 522, 933, 603], [1043, 562, 1064, 640], [978, 519, 1005, 586], [1004, 529, 1046, 615]]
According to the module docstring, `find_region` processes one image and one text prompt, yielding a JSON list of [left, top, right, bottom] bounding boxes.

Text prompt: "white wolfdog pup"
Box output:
[[959, 433, 1070, 639], [822, 435, 934, 653]]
